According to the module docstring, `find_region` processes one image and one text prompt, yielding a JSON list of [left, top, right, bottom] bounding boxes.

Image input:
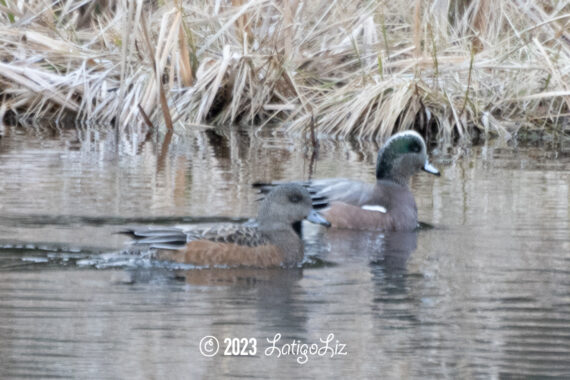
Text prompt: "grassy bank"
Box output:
[[0, 0, 569, 142]]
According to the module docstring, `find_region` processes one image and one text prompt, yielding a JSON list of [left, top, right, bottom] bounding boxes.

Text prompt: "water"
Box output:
[[0, 125, 569, 379]]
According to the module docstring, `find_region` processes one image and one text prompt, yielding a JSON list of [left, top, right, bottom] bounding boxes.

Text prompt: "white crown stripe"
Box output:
[[384, 130, 426, 151]]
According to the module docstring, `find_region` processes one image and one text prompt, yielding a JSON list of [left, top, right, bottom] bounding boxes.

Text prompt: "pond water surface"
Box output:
[[0, 125, 569, 379]]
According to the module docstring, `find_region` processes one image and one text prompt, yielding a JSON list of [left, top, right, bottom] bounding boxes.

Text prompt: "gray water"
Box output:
[[0, 125, 569, 379]]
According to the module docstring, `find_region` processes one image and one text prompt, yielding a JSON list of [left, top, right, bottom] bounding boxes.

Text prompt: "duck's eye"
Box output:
[[410, 142, 421, 153], [289, 194, 302, 203]]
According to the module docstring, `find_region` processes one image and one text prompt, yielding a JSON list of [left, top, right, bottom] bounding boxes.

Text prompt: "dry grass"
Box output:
[[0, 0, 569, 142]]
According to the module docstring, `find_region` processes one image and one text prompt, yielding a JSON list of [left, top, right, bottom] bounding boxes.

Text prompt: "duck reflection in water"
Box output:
[[313, 228, 418, 272]]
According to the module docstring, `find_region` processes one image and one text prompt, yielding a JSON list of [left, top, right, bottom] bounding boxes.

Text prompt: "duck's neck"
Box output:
[[259, 223, 303, 266], [377, 157, 412, 187], [377, 175, 409, 188]]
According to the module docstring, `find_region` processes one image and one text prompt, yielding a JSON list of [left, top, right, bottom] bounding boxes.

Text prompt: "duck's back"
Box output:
[[309, 178, 378, 206], [156, 224, 288, 268]]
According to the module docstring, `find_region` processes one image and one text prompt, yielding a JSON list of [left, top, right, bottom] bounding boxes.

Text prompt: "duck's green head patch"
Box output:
[[376, 131, 426, 180]]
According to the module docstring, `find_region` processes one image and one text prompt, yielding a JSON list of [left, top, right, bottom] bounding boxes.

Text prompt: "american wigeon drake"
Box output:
[[126, 184, 330, 268], [255, 131, 440, 231]]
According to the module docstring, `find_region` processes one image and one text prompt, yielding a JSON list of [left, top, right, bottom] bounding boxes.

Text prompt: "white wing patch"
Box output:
[[361, 205, 387, 213]]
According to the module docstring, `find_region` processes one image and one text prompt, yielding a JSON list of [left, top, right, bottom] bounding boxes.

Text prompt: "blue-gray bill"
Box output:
[[422, 161, 440, 176], [306, 209, 331, 227]]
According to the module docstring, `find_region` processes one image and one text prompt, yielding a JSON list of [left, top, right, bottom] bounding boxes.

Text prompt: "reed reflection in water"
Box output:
[[0, 124, 569, 378]]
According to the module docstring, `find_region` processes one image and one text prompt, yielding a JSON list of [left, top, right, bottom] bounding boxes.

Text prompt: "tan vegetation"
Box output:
[[0, 0, 569, 141]]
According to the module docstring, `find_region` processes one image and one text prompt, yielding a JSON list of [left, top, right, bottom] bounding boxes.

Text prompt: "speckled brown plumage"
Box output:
[[126, 184, 330, 268], [157, 241, 284, 268]]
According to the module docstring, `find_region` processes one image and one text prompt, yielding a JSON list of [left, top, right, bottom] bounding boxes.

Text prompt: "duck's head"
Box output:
[[376, 130, 440, 186], [257, 184, 330, 230]]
